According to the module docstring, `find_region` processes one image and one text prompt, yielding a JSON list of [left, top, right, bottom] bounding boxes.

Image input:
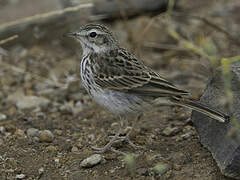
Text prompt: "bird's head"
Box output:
[[64, 24, 119, 54]]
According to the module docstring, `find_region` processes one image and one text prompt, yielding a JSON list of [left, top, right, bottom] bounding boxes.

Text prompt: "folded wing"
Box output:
[[94, 49, 189, 97]]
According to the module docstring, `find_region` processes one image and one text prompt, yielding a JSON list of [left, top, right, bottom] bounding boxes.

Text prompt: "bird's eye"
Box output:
[[89, 32, 97, 38]]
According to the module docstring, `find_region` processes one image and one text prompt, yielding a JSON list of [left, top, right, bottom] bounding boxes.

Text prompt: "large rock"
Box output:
[[192, 62, 240, 179]]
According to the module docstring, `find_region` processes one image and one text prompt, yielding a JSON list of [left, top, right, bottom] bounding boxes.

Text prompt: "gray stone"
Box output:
[[16, 96, 50, 109], [71, 146, 78, 152], [136, 168, 149, 176], [7, 92, 50, 110], [162, 126, 180, 136], [192, 62, 240, 179], [0, 126, 6, 134], [7, 91, 25, 104], [39, 130, 54, 143], [27, 128, 40, 137], [38, 167, 44, 175], [80, 154, 102, 168], [0, 113, 7, 121], [0, 139, 3, 146], [16, 174, 26, 179]]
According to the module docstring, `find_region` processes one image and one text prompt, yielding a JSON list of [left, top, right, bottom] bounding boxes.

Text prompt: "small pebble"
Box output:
[[59, 103, 73, 113], [23, 117, 34, 123], [15, 129, 25, 137], [0, 126, 6, 134], [38, 167, 44, 175], [136, 168, 149, 176], [87, 134, 95, 141], [109, 169, 116, 173], [153, 163, 170, 176], [71, 146, 78, 152], [180, 132, 192, 139], [27, 128, 40, 137], [40, 130, 54, 143], [54, 158, 60, 163], [76, 141, 83, 149], [173, 164, 182, 171], [0, 139, 3, 146], [75, 101, 83, 107], [16, 96, 50, 109], [5, 132, 11, 137], [5, 124, 16, 133], [46, 145, 57, 152], [33, 137, 40, 142], [162, 126, 180, 136], [16, 174, 26, 179], [54, 129, 63, 136], [80, 154, 102, 168], [0, 113, 7, 121]]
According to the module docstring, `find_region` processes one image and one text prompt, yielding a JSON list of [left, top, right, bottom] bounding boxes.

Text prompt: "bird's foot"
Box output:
[[91, 132, 126, 155], [109, 126, 143, 149], [91, 127, 142, 154]]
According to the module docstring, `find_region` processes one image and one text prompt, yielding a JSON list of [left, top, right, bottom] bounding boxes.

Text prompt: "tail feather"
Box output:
[[170, 96, 230, 123]]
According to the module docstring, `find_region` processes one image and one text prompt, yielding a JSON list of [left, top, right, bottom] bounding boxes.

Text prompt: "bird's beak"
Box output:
[[63, 32, 78, 37]]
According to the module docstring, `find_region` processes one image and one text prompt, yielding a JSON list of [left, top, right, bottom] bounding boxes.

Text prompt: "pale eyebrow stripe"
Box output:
[[89, 29, 106, 35]]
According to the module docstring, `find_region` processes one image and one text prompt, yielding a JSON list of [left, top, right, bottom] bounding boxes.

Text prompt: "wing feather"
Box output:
[[93, 49, 189, 97]]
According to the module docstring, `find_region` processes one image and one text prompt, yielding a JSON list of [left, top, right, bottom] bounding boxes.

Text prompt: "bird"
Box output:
[[64, 24, 229, 154]]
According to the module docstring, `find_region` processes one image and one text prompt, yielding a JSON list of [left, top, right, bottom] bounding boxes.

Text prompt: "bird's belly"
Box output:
[[90, 89, 148, 115]]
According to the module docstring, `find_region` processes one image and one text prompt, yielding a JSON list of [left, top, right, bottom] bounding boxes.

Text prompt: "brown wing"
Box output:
[[94, 48, 189, 97]]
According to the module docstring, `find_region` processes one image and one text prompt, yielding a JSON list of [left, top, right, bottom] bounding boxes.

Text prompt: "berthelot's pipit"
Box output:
[[64, 24, 229, 154]]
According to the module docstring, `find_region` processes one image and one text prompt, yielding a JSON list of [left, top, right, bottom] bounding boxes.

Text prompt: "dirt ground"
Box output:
[[0, 0, 239, 179]]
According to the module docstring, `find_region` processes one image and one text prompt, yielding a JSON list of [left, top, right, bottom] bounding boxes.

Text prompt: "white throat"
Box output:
[[79, 40, 108, 55]]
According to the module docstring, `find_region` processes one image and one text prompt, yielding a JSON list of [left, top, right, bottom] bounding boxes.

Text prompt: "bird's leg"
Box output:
[[116, 126, 142, 149], [91, 117, 127, 154], [114, 114, 143, 149], [91, 115, 143, 154]]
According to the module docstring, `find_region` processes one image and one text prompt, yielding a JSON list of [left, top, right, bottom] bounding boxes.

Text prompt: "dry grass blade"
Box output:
[[0, 35, 18, 45], [0, 3, 93, 31], [0, 35, 19, 56], [172, 12, 240, 47], [167, 28, 214, 61]]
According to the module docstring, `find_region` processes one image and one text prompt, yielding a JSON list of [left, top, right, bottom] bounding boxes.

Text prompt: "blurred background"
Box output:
[[0, 0, 240, 179]]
